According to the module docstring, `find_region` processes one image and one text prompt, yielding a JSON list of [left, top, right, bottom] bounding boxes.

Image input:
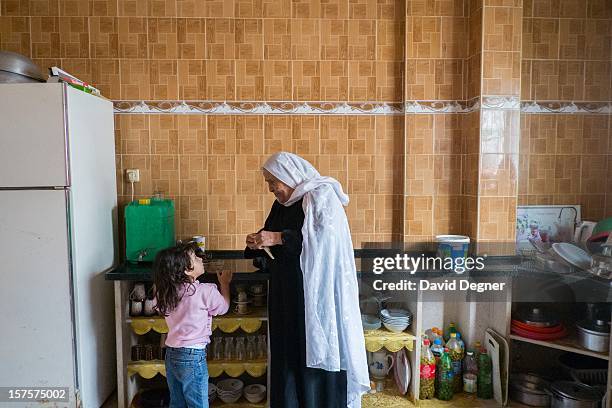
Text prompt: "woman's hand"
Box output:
[[246, 233, 258, 249], [246, 231, 282, 249]]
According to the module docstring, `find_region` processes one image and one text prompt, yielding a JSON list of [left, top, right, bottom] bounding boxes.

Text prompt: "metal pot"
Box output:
[[0, 51, 47, 83], [509, 374, 551, 407], [516, 306, 560, 327], [550, 381, 602, 408], [576, 319, 610, 353]]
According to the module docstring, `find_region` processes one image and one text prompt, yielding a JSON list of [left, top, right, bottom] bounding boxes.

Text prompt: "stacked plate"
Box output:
[[216, 379, 244, 403], [243, 384, 266, 403], [380, 308, 412, 333], [511, 307, 567, 340], [361, 314, 381, 331], [208, 383, 217, 403]]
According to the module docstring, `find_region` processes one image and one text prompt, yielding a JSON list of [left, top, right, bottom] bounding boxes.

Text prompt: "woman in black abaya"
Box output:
[[244, 152, 369, 408]]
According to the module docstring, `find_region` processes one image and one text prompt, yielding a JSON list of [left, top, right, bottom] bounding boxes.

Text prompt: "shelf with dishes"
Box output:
[[364, 329, 416, 352], [363, 307, 415, 352], [127, 308, 268, 335], [510, 305, 610, 361]]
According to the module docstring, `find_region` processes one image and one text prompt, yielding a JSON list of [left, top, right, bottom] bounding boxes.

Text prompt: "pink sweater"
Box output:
[[164, 282, 229, 348]]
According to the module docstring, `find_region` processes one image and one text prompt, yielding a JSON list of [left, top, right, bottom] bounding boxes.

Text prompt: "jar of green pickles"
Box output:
[[477, 347, 493, 399], [436, 348, 454, 401], [419, 338, 436, 399]]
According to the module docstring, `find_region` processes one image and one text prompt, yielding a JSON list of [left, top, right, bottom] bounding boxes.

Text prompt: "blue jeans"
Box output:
[[165, 347, 209, 408]]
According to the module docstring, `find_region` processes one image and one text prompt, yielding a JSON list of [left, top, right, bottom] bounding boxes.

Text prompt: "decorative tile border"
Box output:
[[112, 99, 612, 115], [113, 101, 404, 115], [404, 97, 480, 114], [521, 101, 612, 115], [481, 96, 521, 110]]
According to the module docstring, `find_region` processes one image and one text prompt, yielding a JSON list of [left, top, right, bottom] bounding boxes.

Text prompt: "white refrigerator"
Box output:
[[0, 83, 118, 407]]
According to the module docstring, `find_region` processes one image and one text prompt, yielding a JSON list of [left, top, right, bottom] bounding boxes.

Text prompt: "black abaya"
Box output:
[[245, 199, 347, 408]]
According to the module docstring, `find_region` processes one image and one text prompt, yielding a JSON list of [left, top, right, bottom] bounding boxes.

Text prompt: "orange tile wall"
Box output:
[[519, 0, 612, 221], [0, 0, 405, 249], [2, 0, 609, 251]]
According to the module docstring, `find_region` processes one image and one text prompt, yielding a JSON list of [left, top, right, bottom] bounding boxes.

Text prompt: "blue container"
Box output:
[[436, 235, 470, 261]]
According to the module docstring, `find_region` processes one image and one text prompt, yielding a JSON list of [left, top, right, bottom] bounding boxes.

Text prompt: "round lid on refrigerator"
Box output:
[[0, 51, 47, 83]]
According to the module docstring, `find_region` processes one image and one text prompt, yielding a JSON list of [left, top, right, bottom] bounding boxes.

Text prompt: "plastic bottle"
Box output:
[[419, 338, 436, 399], [436, 348, 454, 401], [456, 332, 465, 352], [462, 350, 478, 393], [477, 347, 493, 399], [431, 338, 444, 362], [446, 333, 464, 392], [425, 327, 440, 343], [444, 322, 457, 342]]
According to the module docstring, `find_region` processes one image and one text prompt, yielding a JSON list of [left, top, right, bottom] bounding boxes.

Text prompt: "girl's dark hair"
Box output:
[[152, 242, 200, 316]]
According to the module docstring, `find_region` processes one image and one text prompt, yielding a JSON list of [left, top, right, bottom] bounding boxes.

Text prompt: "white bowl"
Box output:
[[380, 308, 411, 319], [243, 384, 266, 403], [216, 379, 244, 393], [361, 314, 381, 330], [218, 392, 241, 403], [383, 321, 409, 333]]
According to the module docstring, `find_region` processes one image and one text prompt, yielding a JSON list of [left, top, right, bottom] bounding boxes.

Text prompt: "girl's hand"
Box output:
[[217, 269, 233, 286], [251, 231, 282, 249]]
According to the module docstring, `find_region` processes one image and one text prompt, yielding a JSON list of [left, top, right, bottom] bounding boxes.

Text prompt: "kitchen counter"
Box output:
[[104, 255, 268, 282], [105, 252, 610, 301]]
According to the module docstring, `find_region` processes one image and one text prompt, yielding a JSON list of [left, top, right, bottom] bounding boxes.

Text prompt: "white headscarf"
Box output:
[[263, 152, 370, 408]]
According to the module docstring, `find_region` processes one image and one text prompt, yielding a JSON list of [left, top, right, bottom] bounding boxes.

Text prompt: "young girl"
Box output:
[[153, 243, 232, 408]]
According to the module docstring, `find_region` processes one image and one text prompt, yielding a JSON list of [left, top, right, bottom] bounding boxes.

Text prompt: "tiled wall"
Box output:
[[0, 0, 405, 249], [2, 0, 609, 250], [519, 0, 612, 221], [403, 0, 471, 244]]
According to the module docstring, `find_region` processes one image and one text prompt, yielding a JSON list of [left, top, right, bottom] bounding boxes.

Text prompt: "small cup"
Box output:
[[250, 284, 264, 295], [235, 303, 249, 315], [130, 283, 146, 301], [143, 298, 156, 316], [130, 300, 143, 316], [237, 291, 248, 302], [252, 296, 265, 307]]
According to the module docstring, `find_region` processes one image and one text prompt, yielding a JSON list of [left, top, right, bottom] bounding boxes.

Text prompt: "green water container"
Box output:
[[125, 198, 175, 262]]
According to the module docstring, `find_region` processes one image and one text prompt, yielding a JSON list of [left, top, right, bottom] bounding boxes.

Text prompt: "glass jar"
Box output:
[[211, 337, 223, 360], [223, 337, 234, 360], [246, 336, 257, 360], [235, 337, 246, 360], [257, 335, 267, 359]]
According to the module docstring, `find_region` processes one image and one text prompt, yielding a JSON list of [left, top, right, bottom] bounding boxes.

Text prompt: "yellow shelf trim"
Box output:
[[127, 361, 166, 379], [129, 313, 265, 335], [127, 360, 267, 379], [208, 360, 268, 378], [364, 329, 416, 353]]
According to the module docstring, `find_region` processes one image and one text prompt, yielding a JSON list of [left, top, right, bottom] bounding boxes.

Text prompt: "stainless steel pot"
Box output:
[[550, 381, 602, 408], [509, 374, 551, 407], [576, 319, 610, 353]]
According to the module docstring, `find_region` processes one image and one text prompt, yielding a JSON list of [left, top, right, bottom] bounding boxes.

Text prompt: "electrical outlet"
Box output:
[[126, 169, 140, 183]]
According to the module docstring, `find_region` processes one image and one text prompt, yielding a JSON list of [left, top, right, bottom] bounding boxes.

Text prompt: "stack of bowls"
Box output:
[[216, 379, 244, 403], [243, 384, 267, 403], [380, 308, 412, 333], [361, 314, 381, 331], [208, 383, 217, 403]]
